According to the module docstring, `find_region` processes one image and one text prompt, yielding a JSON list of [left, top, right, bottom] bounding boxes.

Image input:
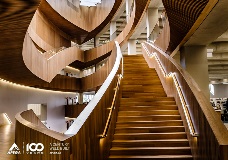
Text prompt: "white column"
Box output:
[[94, 36, 99, 47], [126, 0, 134, 22], [146, 8, 158, 40], [128, 39, 137, 55], [180, 46, 210, 99], [78, 93, 84, 104], [110, 21, 117, 40]]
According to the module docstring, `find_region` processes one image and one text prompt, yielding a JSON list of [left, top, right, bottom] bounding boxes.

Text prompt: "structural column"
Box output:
[[146, 8, 158, 41], [110, 21, 117, 41], [126, 0, 134, 22], [128, 39, 137, 55], [180, 46, 210, 99], [94, 36, 99, 47], [78, 93, 84, 104]]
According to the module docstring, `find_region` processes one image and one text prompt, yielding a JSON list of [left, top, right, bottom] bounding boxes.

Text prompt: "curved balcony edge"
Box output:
[[22, 32, 84, 82]]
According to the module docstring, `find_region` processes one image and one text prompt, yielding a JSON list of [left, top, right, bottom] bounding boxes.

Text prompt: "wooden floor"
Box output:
[[0, 124, 17, 160]]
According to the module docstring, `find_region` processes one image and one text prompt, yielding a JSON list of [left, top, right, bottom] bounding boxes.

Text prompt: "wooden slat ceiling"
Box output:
[[162, 0, 209, 54], [0, 0, 47, 86], [38, 0, 123, 44]]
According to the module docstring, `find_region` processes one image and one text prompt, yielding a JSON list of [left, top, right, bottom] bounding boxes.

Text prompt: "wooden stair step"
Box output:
[[115, 126, 185, 133], [109, 155, 193, 159], [116, 120, 183, 127], [122, 93, 167, 98], [117, 115, 181, 121], [122, 92, 166, 95], [114, 132, 187, 140], [119, 105, 178, 111], [120, 101, 176, 105], [124, 69, 156, 72], [120, 97, 175, 101], [118, 110, 180, 116], [123, 85, 164, 88], [110, 147, 191, 155], [122, 81, 161, 85], [123, 74, 159, 77], [112, 139, 190, 147]]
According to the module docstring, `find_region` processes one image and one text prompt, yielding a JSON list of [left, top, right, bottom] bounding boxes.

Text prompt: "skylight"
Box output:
[[80, 0, 101, 7]]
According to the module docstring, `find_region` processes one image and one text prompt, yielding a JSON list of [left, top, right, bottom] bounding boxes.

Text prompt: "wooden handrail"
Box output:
[[142, 41, 228, 160], [101, 74, 122, 138], [64, 41, 123, 135], [142, 42, 198, 137]]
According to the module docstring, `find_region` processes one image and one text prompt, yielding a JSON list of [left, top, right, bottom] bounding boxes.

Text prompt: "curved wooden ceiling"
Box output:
[[39, 0, 123, 44], [162, 0, 209, 53]]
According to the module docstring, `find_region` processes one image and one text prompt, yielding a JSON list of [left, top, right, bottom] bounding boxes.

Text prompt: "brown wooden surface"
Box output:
[[39, 0, 123, 44], [108, 55, 193, 159], [21, 109, 46, 128], [0, 125, 16, 160], [23, 32, 84, 82], [142, 42, 228, 160], [65, 104, 86, 118], [28, 9, 71, 52], [0, 0, 80, 92], [162, 0, 218, 54], [154, 19, 170, 53]]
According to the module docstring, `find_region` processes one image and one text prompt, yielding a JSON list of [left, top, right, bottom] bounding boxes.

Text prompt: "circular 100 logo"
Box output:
[[26, 143, 44, 152]]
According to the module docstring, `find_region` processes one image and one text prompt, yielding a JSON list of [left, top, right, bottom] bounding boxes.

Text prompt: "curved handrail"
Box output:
[[101, 74, 122, 138], [143, 42, 197, 137], [65, 41, 122, 135], [16, 110, 70, 141]]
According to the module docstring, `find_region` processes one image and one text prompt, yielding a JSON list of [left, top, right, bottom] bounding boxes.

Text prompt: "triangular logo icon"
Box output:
[[7, 143, 21, 154]]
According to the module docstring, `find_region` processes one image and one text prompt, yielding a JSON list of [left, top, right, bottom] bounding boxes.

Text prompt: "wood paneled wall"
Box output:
[[65, 104, 86, 118], [45, 0, 115, 32], [20, 109, 46, 128], [37, 74, 81, 92], [154, 19, 170, 53], [28, 10, 71, 51], [23, 32, 83, 82], [142, 41, 228, 160]]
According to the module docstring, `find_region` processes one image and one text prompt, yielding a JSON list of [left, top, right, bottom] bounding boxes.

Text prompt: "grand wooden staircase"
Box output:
[[108, 55, 193, 159]]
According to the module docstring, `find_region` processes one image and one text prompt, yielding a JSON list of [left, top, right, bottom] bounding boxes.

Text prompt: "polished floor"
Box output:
[[0, 124, 16, 160]]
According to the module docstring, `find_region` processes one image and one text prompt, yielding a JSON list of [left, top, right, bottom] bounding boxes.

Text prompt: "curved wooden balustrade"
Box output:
[[142, 41, 228, 160], [23, 32, 83, 82], [16, 41, 122, 160], [39, 0, 123, 44], [28, 9, 71, 52], [16, 110, 71, 160], [153, 18, 170, 53]]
